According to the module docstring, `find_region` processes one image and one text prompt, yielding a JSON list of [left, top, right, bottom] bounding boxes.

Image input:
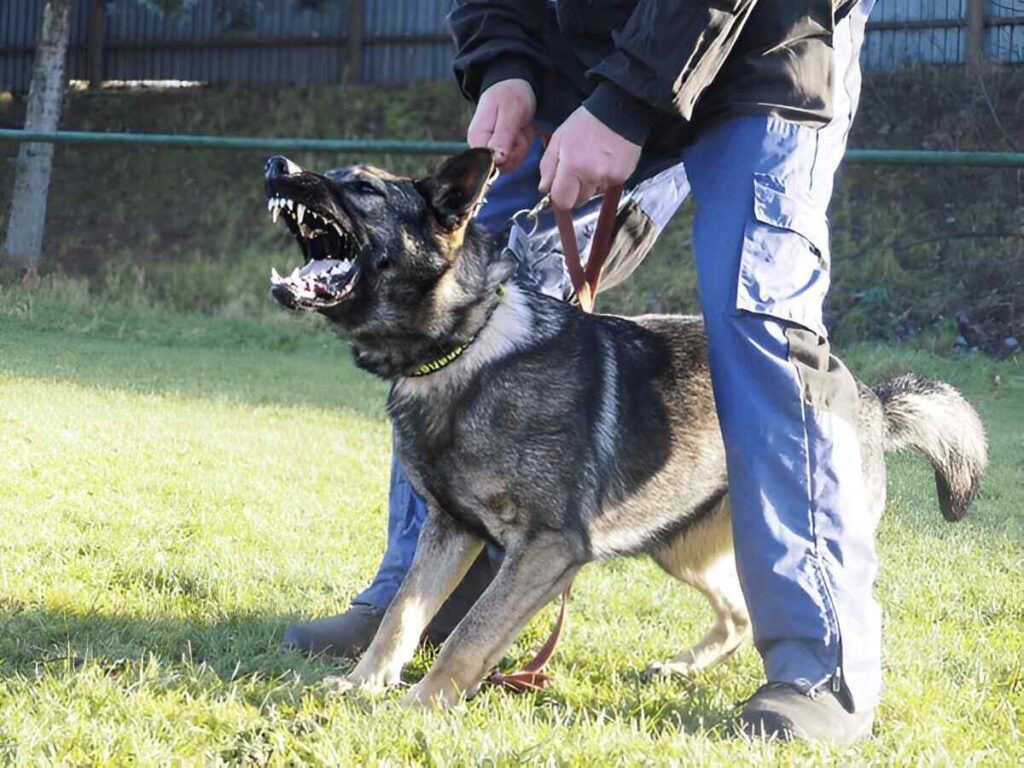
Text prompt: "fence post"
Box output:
[[966, 0, 986, 72], [344, 0, 364, 84], [86, 0, 105, 90]]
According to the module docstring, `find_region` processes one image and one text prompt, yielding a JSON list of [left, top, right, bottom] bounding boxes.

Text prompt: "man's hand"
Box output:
[[467, 79, 537, 171], [539, 106, 642, 210]]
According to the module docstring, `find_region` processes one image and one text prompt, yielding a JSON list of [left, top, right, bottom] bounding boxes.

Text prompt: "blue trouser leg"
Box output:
[[682, 2, 879, 711], [353, 442, 427, 609]]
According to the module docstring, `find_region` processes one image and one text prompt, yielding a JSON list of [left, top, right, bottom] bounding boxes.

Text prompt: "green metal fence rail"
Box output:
[[0, 130, 467, 155], [2, 129, 1024, 166]]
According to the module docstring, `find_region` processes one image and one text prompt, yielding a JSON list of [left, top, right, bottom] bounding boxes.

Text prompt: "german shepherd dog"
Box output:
[[264, 149, 988, 708]]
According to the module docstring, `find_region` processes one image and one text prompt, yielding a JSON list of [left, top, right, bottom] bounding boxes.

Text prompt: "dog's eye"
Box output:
[[352, 180, 382, 196]]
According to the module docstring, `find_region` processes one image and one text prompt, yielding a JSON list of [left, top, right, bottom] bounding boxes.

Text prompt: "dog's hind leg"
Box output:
[[338, 508, 483, 694], [644, 496, 751, 680], [399, 530, 581, 709]]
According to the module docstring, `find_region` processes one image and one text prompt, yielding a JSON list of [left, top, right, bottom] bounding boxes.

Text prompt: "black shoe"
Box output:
[[281, 552, 498, 659], [737, 682, 874, 744], [280, 602, 385, 659]]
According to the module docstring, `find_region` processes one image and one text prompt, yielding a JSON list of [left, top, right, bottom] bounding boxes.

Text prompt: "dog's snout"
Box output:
[[265, 155, 302, 180]]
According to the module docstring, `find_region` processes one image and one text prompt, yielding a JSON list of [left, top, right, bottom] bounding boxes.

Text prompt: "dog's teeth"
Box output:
[[267, 199, 274, 211], [286, 199, 294, 211], [271, 267, 282, 284], [297, 203, 306, 221], [289, 266, 300, 280], [271, 206, 280, 223]]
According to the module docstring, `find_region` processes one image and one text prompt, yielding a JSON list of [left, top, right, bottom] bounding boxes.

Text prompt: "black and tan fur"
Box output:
[[264, 149, 988, 707]]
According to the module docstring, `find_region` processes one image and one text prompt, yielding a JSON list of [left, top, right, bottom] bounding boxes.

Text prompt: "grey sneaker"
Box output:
[[280, 602, 385, 659], [282, 552, 498, 659], [737, 682, 875, 744]]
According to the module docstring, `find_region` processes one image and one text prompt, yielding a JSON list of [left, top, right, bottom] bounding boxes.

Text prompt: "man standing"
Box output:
[[285, 0, 878, 743]]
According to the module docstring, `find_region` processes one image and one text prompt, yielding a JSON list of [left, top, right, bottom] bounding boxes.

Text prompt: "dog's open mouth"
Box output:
[[267, 192, 360, 310]]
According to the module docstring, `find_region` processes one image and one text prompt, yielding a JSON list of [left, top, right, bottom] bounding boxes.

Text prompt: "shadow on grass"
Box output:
[[0, 323, 390, 421], [0, 604, 348, 688], [0, 605, 735, 737]]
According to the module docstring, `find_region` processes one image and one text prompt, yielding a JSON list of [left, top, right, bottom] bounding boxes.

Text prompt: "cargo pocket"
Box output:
[[785, 326, 860, 422], [736, 174, 831, 339]]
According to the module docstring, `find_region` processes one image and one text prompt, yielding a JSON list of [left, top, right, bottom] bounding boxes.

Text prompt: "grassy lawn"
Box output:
[[0, 306, 1021, 765]]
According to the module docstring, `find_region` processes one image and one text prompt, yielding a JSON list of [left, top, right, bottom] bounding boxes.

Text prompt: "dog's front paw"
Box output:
[[398, 678, 462, 710], [642, 658, 694, 683], [325, 665, 400, 696], [323, 674, 388, 696], [323, 674, 360, 695]]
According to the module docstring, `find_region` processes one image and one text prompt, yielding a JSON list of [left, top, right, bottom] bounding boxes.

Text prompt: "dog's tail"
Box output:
[[874, 374, 988, 521]]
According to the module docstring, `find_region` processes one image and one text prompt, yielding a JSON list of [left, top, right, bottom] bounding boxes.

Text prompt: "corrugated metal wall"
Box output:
[[97, 0, 351, 85], [0, 0, 453, 91], [363, 0, 449, 83], [1, 0, 45, 91], [2, 0, 1023, 93], [988, 0, 1024, 64], [861, 0, 1024, 71], [862, 0, 966, 70]]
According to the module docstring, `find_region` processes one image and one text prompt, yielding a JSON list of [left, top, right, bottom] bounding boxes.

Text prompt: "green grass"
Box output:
[[0, 302, 1021, 765]]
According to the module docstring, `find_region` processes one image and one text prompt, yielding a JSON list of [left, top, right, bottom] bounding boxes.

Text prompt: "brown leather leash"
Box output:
[[484, 582, 574, 692], [485, 182, 622, 693], [554, 184, 623, 313]]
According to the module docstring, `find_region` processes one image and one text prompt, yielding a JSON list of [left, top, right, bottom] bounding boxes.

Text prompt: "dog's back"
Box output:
[[393, 286, 986, 566]]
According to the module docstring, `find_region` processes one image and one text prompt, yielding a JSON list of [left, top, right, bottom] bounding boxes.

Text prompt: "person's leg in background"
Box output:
[[682, 1, 879, 743]]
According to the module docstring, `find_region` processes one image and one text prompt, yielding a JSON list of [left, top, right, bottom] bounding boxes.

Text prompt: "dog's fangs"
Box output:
[[265, 185, 361, 309]]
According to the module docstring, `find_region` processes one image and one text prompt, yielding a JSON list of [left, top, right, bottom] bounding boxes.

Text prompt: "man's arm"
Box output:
[[541, 0, 760, 209], [448, 0, 549, 104], [583, 0, 759, 146], [448, 1, 548, 169]]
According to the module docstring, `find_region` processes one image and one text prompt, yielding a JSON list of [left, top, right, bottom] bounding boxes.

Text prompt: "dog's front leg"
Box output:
[[340, 509, 483, 694], [400, 531, 580, 709]]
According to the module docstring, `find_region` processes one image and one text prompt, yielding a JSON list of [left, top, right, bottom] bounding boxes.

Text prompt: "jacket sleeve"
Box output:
[[448, 1, 549, 103], [584, 0, 759, 146]]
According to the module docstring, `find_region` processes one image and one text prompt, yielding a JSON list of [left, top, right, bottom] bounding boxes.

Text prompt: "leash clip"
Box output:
[[510, 193, 551, 238]]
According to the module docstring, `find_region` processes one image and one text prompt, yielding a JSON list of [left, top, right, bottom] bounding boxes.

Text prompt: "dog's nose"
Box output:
[[265, 155, 302, 180]]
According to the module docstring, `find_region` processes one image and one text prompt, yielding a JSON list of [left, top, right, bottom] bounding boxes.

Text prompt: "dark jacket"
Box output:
[[449, 0, 860, 154]]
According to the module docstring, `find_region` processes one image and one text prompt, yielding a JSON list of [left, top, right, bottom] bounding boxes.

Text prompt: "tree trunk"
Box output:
[[3, 0, 72, 273]]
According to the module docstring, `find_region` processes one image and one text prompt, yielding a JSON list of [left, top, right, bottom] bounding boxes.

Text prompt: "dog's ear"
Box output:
[[416, 148, 497, 238]]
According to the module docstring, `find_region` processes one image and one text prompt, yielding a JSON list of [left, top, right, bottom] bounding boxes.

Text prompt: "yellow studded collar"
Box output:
[[410, 283, 507, 378]]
